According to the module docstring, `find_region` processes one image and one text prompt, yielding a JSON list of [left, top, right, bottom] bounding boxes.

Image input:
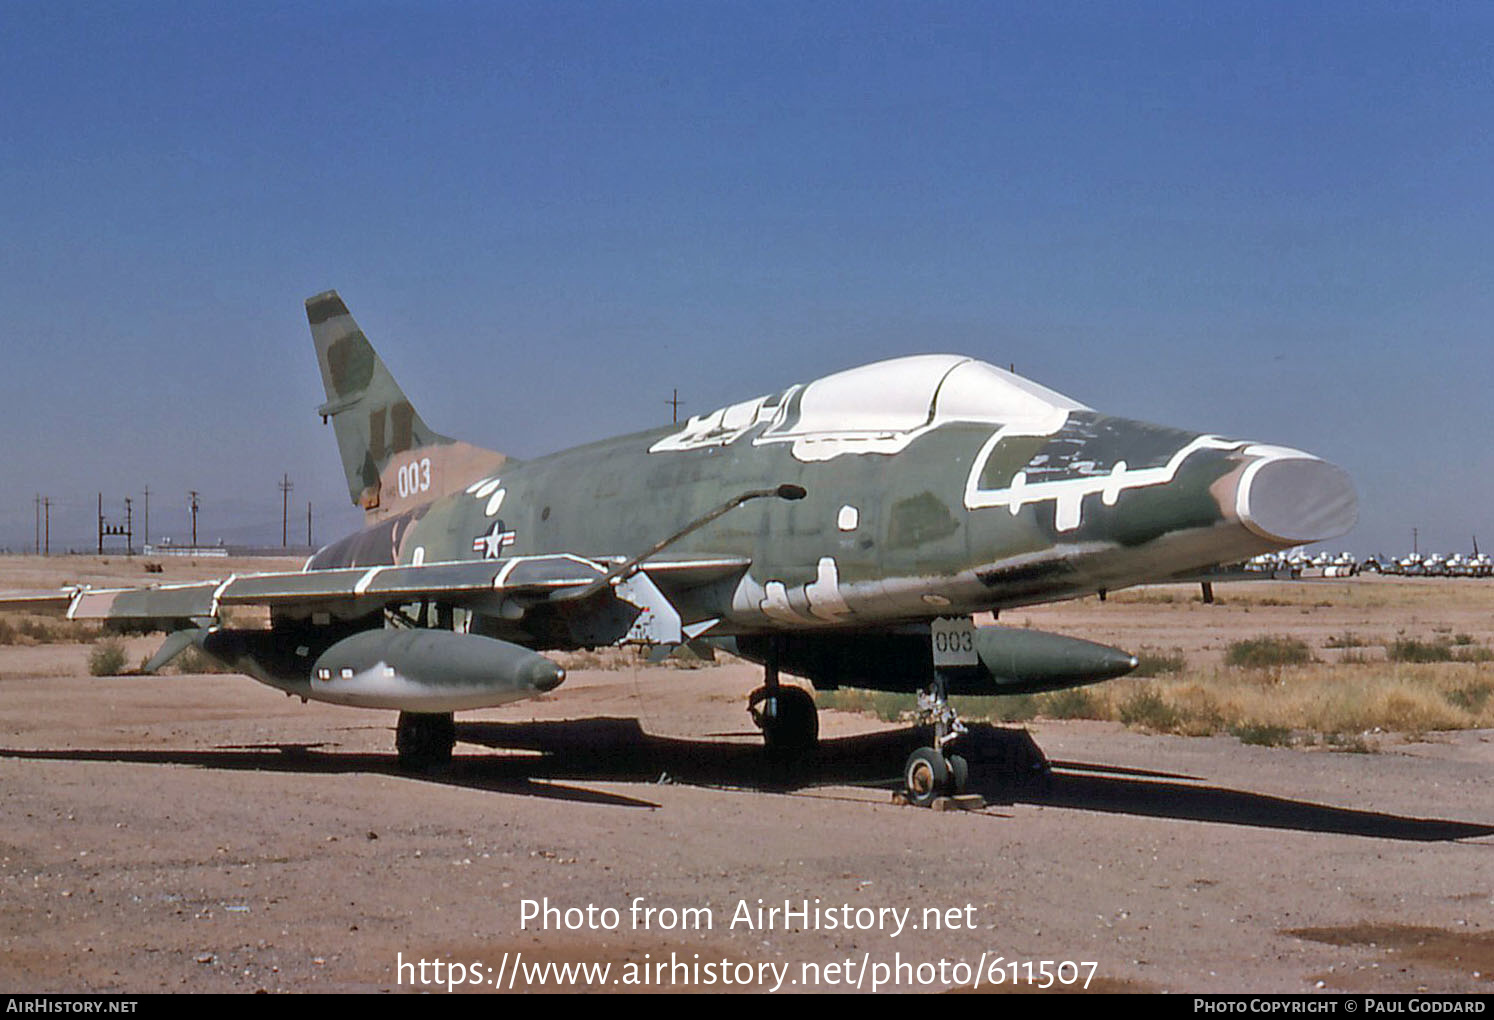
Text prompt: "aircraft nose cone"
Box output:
[[1237, 448, 1357, 545]]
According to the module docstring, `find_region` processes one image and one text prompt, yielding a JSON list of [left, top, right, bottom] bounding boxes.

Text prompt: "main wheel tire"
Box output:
[[947, 753, 969, 795], [903, 747, 950, 807], [750, 685, 819, 754], [396, 712, 456, 772]]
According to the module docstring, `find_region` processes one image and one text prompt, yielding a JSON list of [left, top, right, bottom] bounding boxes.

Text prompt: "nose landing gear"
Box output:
[[902, 670, 970, 807]]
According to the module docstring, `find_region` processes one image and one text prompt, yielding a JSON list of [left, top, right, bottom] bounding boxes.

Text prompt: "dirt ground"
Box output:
[[0, 556, 1491, 994]]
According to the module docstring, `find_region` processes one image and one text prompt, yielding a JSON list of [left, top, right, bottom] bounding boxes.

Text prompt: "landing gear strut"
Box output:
[[396, 711, 455, 771], [747, 638, 818, 754], [903, 670, 968, 807]]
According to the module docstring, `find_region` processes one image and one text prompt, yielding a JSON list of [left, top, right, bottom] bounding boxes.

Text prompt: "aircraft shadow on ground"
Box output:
[[2, 720, 1490, 841]]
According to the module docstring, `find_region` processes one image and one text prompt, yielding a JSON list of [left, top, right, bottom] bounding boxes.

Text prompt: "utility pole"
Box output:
[[666, 388, 683, 424], [124, 497, 133, 555], [143, 486, 149, 548], [34, 494, 40, 556], [189, 491, 200, 547], [43, 497, 50, 556], [279, 474, 293, 547], [97, 492, 103, 555]]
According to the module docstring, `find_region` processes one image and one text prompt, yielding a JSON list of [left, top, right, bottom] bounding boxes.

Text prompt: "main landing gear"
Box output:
[[748, 684, 819, 753], [903, 672, 969, 807], [747, 638, 819, 755], [396, 711, 456, 771], [740, 630, 975, 806]]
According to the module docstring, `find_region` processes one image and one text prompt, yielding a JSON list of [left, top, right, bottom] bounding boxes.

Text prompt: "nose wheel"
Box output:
[[903, 668, 970, 806], [903, 748, 970, 806]]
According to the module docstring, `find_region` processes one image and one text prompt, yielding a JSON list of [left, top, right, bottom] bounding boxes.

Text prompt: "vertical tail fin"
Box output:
[[307, 290, 508, 519]]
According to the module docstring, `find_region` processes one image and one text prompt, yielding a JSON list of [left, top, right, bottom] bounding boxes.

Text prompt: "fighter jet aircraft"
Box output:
[[3, 292, 1358, 805]]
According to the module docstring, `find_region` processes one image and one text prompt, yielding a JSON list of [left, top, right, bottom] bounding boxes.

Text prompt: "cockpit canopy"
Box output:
[[649, 354, 1087, 461]]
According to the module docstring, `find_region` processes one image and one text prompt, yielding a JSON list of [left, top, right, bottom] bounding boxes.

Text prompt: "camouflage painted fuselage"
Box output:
[[309, 355, 1356, 649]]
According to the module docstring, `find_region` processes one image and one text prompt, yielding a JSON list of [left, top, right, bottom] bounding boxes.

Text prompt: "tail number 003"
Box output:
[[397, 458, 432, 499]]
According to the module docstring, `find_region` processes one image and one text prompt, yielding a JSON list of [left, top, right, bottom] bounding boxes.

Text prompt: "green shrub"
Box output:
[[1446, 681, 1493, 713], [1225, 635, 1314, 668], [1118, 687, 1180, 731], [1039, 686, 1102, 719], [1131, 648, 1186, 676], [815, 689, 915, 722], [1381, 637, 1490, 663], [1386, 638, 1455, 663], [169, 646, 232, 675], [1230, 723, 1293, 747], [87, 639, 128, 676], [991, 694, 1038, 723]]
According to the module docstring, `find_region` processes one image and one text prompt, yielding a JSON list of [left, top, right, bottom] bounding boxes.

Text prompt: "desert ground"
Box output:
[[0, 556, 1490, 994]]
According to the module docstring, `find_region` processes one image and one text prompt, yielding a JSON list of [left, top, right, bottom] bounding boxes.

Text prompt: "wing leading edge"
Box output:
[[9, 555, 750, 638]]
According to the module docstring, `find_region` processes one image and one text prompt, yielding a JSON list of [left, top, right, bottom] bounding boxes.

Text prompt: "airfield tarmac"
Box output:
[[0, 557, 1491, 994]]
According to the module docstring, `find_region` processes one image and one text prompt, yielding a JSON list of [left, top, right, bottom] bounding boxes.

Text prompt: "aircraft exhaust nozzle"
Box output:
[[309, 629, 566, 712], [972, 626, 1138, 694], [1235, 447, 1358, 546]]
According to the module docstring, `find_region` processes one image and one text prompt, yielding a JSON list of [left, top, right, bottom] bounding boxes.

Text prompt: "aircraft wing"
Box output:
[[0, 590, 78, 616], [9, 554, 751, 644]]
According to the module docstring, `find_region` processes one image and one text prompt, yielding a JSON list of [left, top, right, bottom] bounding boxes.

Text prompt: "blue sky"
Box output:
[[2, 1, 1489, 556]]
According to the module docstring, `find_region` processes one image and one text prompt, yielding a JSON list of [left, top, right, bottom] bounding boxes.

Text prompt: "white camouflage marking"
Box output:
[[804, 557, 852, 621], [965, 431, 1245, 531], [758, 581, 800, 624], [648, 392, 789, 453]]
